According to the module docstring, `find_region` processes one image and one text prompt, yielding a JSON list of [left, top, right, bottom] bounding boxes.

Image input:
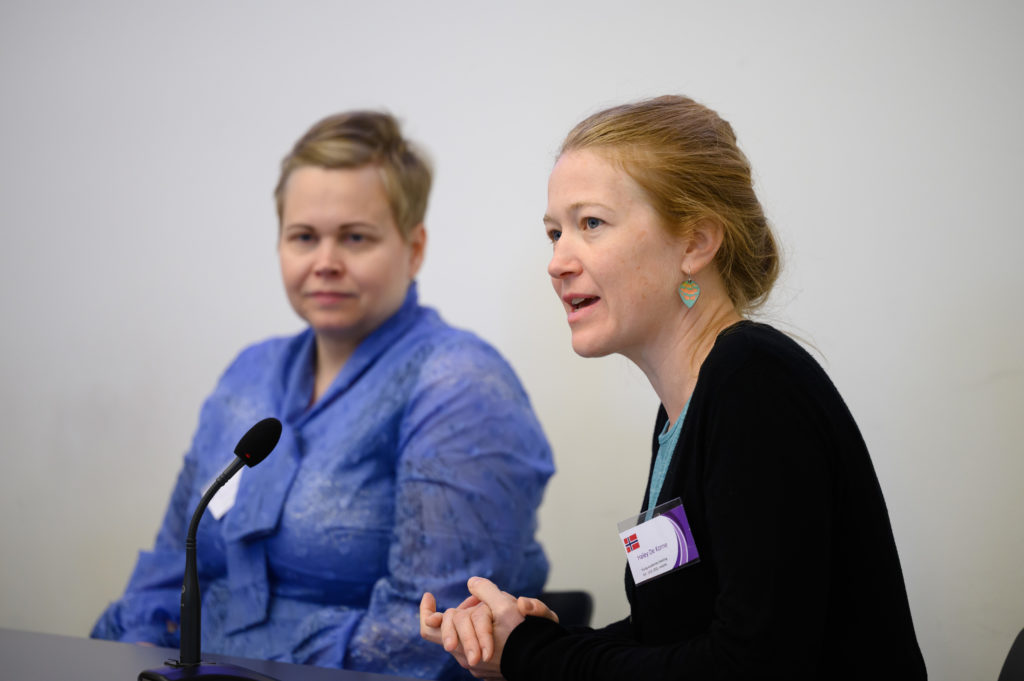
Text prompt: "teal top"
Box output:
[[646, 398, 690, 521]]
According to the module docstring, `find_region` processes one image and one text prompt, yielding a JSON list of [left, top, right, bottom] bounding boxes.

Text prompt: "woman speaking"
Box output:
[[421, 96, 926, 680]]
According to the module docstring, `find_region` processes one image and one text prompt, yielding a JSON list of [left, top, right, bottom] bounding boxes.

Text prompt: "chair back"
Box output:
[[538, 590, 594, 628], [1000, 628, 1024, 681]]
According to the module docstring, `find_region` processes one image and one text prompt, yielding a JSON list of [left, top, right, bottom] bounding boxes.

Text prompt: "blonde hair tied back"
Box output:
[[560, 95, 780, 314]]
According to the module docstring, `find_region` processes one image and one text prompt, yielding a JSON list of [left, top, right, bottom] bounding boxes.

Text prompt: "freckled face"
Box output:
[[544, 150, 687, 360], [279, 165, 424, 349]]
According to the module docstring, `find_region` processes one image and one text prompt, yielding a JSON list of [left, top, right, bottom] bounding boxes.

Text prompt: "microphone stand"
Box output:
[[140, 418, 283, 681]]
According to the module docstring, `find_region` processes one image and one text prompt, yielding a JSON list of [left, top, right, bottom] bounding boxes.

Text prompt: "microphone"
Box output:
[[140, 417, 283, 681]]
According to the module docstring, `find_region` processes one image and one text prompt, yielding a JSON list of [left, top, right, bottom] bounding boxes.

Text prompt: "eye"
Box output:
[[547, 228, 562, 243], [342, 230, 378, 247], [583, 217, 603, 230], [285, 230, 316, 245]]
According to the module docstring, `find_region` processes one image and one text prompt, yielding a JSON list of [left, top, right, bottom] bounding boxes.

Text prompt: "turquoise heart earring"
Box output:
[[678, 273, 700, 308]]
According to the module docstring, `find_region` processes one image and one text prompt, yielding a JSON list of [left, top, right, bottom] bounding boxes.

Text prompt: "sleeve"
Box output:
[[90, 453, 199, 646], [501, 359, 835, 681], [90, 350, 246, 647], [291, 341, 555, 679]]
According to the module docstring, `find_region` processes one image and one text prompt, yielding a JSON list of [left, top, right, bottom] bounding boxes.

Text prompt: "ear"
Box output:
[[680, 218, 724, 277], [407, 223, 427, 278]]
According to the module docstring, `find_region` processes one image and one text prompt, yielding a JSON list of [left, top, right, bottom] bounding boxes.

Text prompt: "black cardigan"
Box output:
[[502, 322, 926, 680]]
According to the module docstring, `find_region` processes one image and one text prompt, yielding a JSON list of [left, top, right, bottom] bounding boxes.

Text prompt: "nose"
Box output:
[[313, 238, 344, 277], [547, 237, 581, 281]]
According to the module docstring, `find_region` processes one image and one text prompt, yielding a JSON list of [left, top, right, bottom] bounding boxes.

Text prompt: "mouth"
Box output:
[[568, 296, 599, 311], [306, 291, 354, 302]]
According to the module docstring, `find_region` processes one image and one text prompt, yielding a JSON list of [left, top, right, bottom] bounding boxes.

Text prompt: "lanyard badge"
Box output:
[[617, 498, 699, 584]]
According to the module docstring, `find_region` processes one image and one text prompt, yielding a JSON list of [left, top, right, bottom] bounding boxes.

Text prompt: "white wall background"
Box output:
[[1, 1, 1021, 679]]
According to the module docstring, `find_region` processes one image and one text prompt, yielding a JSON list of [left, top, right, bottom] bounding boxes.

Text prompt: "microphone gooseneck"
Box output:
[[179, 417, 282, 666], [178, 457, 244, 665], [140, 417, 282, 681]]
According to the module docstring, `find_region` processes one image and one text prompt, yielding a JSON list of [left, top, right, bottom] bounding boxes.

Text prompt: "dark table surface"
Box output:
[[0, 627, 423, 681]]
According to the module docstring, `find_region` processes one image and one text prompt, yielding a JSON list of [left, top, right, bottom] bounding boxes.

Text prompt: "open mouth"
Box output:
[[570, 297, 599, 310]]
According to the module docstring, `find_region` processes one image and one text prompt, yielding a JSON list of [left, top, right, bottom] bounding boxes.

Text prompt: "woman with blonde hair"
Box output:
[[93, 110, 553, 680], [421, 96, 926, 680]]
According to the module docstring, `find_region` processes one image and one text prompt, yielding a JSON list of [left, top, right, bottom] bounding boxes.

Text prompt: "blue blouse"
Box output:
[[91, 284, 554, 680]]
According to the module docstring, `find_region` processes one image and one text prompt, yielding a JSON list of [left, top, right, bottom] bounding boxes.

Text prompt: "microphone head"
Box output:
[[233, 417, 282, 467]]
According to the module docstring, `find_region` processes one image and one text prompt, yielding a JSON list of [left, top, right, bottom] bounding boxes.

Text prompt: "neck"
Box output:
[[627, 294, 742, 427], [310, 333, 357, 405]]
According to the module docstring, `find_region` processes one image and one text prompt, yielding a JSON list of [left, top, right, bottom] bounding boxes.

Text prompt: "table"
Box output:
[[0, 628, 423, 681]]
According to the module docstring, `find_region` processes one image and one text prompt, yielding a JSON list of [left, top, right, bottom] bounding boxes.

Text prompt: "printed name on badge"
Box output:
[[616, 498, 699, 584]]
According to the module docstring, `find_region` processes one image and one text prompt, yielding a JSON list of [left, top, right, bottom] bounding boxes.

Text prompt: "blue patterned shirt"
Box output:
[[91, 283, 554, 680]]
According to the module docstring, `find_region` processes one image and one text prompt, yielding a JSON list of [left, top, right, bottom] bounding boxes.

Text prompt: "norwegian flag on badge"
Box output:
[[624, 533, 640, 553]]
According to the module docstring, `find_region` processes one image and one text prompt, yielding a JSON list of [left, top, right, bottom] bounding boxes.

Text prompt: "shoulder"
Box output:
[[407, 309, 527, 397], [701, 322, 831, 393], [707, 321, 817, 370], [394, 311, 550, 460], [684, 325, 866, 497], [692, 321, 855, 430], [214, 329, 311, 391]]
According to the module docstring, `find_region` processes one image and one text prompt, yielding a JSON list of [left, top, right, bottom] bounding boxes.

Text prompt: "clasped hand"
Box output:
[[419, 576, 558, 680]]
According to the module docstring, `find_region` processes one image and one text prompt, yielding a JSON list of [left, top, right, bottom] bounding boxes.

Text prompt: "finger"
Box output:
[[466, 577, 510, 612], [420, 592, 436, 620], [517, 596, 559, 623], [440, 608, 459, 652], [450, 647, 470, 670], [470, 604, 495, 661], [453, 608, 484, 666], [419, 593, 443, 643], [458, 594, 482, 609]]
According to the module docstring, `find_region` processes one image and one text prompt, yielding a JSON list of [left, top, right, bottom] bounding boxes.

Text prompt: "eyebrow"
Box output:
[[282, 221, 380, 232], [543, 201, 615, 225]]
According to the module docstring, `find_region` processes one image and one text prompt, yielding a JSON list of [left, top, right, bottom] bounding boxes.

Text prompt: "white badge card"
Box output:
[[617, 498, 699, 585], [207, 468, 242, 520]]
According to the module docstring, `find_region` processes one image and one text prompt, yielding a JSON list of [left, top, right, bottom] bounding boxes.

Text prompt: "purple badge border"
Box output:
[[660, 504, 700, 568]]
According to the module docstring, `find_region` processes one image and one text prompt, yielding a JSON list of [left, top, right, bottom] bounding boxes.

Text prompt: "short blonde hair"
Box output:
[[274, 110, 432, 240], [561, 95, 779, 314]]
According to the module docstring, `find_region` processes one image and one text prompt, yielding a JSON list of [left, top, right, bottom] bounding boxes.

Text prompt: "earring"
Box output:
[[678, 273, 700, 309]]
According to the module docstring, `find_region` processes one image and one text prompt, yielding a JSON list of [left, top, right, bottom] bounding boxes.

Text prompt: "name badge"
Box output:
[[207, 468, 242, 520], [617, 498, 699, 584]]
